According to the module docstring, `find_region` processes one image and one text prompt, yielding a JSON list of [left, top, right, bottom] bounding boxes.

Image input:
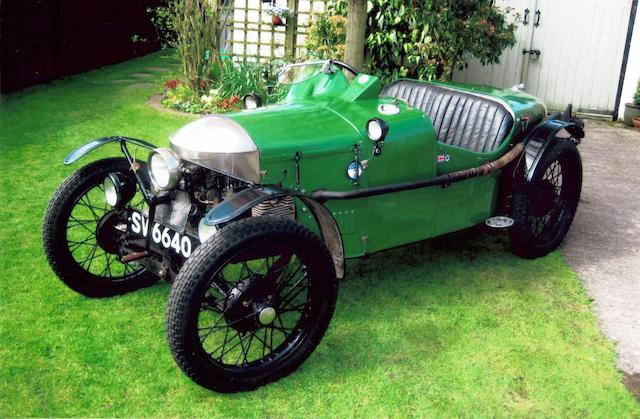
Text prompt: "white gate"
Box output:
[[454, 0, 635, 116]]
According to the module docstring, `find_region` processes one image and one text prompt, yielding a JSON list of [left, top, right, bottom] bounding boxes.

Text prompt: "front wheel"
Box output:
[[42, 158, 159, 297], [510, 139, 582, 259], [166, 216, 338, 392]]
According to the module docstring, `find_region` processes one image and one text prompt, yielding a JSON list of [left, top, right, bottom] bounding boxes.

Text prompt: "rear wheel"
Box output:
[[42, 158, 159, 297], [166, 216, 338, 392], [510, 140, 582, 258]]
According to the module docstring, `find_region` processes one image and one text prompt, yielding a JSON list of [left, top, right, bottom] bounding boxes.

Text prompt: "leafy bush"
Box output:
[[212, 60, 284, 101], [305, 14, 347, 60], [634, 78, 640, 106], [162, 59, 287, 114], [150, 0, 221, 90], [330, 0, 518, 82]]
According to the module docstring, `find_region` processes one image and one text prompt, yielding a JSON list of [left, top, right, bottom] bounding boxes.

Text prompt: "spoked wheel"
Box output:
[[43, 158, 158, 297], [167, 217, 338, 392], [510, 139, 582, 259]]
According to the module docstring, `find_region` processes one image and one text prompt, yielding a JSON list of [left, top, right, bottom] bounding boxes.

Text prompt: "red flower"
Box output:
[[165, 79, 180, 89], [199, 79, 207, 89], [216, 95, 242, 110]]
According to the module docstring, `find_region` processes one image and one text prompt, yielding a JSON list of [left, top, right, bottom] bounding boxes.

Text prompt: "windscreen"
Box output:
[[277, 61, 328, 85]]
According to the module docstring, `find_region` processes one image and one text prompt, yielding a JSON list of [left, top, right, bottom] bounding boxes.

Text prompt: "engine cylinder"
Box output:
[[251, 196, 295, 219]]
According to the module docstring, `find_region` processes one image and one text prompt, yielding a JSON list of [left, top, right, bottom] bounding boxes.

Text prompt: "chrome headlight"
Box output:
[[103, 173, 135, 208], [366, 118, 389, 142], [243, 93, 262, 110], [104, 175, 119, 207], [149, 148, 181, 190]]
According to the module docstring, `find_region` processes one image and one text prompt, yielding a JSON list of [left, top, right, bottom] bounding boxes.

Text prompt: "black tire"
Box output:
[[510, 139, 582, 259], [166, 216, 338, 392], [43, 158, 159, 297]]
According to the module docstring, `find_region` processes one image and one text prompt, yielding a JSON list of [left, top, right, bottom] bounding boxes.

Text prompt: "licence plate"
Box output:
[[128, 210, 198, 259]]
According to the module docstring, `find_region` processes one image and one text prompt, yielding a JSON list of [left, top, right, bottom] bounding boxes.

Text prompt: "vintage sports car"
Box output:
[[43, 60, 584, 392]]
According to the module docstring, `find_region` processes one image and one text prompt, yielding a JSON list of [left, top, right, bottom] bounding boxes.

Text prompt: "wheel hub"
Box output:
[[531, 180, 557, 217], [224, 276, 277, 333], [95, 211, 123, 254], [258, 307, 276, 325]]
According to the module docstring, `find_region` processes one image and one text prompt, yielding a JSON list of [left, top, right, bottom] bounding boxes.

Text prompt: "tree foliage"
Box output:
[[331, 0, 518, 81]]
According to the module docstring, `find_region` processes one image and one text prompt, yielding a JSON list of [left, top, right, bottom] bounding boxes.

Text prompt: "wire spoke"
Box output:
[[278, 273, 309, 309], [78, 196, 103, 221], [68, 216, 97, 235], [196, 244, 318, 369]]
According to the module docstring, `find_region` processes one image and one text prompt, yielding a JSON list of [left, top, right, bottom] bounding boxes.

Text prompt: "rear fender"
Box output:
[[204, 186, 345, 279], [516, 119, 584, 182], [64, 136, 158, 165]]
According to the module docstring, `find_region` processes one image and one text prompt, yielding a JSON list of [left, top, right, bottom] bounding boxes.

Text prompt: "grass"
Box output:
[[0, 50, 638, 417]]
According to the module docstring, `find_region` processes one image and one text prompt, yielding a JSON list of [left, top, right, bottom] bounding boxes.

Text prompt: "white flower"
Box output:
[[265, 5, 292, 17], [208, 88, 220, 96], [201, 95, 212, 104]]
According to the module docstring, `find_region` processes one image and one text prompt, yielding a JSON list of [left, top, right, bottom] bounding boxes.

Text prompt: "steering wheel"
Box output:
[[330, 60, 360, 77]]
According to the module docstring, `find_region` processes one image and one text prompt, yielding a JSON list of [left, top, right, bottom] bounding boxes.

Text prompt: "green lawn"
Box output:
[[0, 51, 637, 417]]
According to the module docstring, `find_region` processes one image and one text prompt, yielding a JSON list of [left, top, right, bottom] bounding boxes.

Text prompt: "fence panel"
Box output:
[[221, 0, 328, 62]]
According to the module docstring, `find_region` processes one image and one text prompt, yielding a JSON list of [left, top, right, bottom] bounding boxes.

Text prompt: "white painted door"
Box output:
[[455, 0, 535, 89], [454, 0, 634, 115]]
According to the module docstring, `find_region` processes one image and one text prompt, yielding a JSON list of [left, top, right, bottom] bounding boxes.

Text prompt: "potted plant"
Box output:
[[623, 78, 640, 127], [265, 5, 293, 26]]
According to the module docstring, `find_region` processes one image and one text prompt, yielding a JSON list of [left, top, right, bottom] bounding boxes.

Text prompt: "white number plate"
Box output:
[[128, 211, 198, 258]]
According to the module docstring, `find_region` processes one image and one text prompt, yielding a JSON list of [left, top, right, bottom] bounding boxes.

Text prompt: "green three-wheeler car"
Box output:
[[43, 60, 583, 392]]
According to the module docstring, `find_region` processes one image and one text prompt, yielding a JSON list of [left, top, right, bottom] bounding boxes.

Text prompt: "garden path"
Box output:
[[104, 65, 175, 90], [562, 119, 640, 398]]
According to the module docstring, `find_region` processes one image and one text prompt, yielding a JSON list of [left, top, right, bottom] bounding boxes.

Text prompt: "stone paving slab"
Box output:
[[128, 72, 155, 79], [126, 82, 156, 89], [144, 66, 173, 73], [105, 79, 136, 84], [561, 119, 640, 397]]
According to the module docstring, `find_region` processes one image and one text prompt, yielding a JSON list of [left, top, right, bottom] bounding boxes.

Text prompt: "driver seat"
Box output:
[[381, 80, 513, 153]]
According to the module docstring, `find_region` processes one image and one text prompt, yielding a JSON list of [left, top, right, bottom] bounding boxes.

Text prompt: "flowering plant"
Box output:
[[165, 79, 181, 89], [264, 5, 294, 18]]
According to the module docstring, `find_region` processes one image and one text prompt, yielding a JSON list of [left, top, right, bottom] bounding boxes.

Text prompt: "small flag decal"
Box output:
[[437, 154, 451, 163]]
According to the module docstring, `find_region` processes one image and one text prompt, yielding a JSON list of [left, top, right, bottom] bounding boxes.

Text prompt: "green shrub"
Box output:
[[634, 78, 640, 106], [329, 0, 518, 82], [212, 60, 283, 101]]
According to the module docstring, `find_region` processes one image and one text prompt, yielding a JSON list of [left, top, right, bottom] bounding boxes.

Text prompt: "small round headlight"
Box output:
[[104, 174, 119, 207], [149, 148, 181, 190], [103, 173, 136, 208], [243, 93, 262, 110], [366, 118, 389, 142], [346, 161, 364, 180]]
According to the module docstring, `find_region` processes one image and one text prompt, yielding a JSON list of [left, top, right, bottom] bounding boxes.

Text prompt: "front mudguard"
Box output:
[[64, 136, 158, 165], [204, 186, 345, 279], [516, 118, 584, 182]]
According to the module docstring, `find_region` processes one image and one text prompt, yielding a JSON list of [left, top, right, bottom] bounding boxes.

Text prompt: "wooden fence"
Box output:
[[220, 0, 329, 61], [0, 0, 161, 93]]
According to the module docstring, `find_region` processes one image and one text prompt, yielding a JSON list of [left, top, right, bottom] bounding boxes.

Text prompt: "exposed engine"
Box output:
[[152, 163, 296, 241], [128, 162, 296, 282], [251, 196, 296, 219]]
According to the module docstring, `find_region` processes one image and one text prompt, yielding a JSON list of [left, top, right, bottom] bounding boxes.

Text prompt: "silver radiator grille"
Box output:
[[251, 196, 296, 219]]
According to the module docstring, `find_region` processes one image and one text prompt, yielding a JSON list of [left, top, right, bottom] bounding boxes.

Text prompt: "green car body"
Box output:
[[221, 69, 546, 258]]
